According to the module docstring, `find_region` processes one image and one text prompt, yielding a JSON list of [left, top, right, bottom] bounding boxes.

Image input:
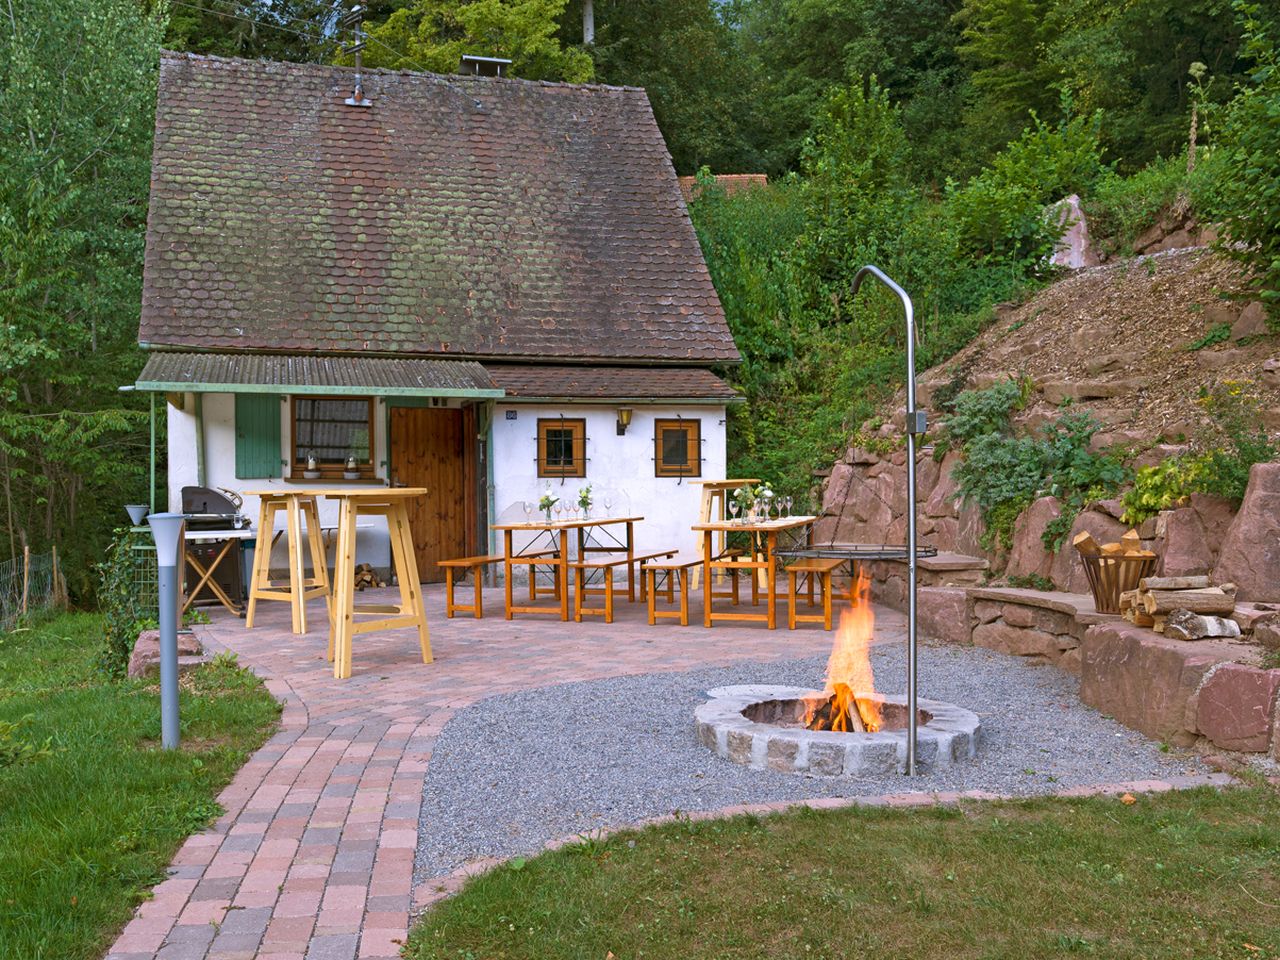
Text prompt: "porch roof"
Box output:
[[485, 364, 740, 403], [136, 352, 504, 398]]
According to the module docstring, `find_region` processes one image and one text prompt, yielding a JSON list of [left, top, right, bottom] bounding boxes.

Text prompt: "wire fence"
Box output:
[[0, 548, 67, 632]]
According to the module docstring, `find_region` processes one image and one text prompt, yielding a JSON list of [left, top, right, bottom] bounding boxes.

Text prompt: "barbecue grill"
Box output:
[[181, 486, 251, 531]]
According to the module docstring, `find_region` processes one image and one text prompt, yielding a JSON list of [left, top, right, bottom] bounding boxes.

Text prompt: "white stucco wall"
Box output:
[[166, 393, 391, 571], [489, 403, 727, 559], [167, 394, 728, 575]]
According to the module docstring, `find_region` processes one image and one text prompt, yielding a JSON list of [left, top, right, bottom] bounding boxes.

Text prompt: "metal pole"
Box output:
[[150, 391, 157, 515], [849, 265, 923, 776], [148, 513, 186, 750]]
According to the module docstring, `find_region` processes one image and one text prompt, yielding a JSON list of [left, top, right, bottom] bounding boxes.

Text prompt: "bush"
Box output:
[[941, 377, 1029, 443], [946, 112, 1106, 271], [1121, 456, 1210, 524], [96, 528, 145, 678], [1212, 1, 1280, 320]]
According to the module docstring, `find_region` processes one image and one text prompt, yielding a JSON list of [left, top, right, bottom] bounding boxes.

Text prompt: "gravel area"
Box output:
[[414, 644, 1208, 881]]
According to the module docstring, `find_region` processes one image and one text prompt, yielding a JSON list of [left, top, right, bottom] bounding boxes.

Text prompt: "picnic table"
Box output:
[[492, 516, 642, 621], [693, 515, 818, 629]]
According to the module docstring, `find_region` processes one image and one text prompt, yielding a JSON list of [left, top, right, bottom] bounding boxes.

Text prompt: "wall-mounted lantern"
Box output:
[[616, 407, 633, 436]]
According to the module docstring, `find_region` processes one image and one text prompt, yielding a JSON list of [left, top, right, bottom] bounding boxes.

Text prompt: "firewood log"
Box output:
[[1120, 589, 1138, 612], [1152, 615, 1167, 633], [1164, 608, 1243, 641], [1073, 532, 1101, 556], [1142, 587, 1237, 616], [1139, 575, 1210, 590], [1120, 529, 1142, 554]]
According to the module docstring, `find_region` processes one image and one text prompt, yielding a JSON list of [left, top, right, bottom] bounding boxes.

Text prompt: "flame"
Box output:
[[807, 569, 881, 733]]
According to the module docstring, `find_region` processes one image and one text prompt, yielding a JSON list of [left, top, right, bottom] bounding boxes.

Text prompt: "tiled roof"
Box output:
[[137, 351, 502, 396], [140, 53, 738, 364], [486, 364, 740, 402], [677, 173, 768, 202]]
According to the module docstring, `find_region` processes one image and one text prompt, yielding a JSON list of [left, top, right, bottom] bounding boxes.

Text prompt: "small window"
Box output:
[[654, 418, 701, 478], [537, 418, 586, 478], [291, 396, 375, 479]]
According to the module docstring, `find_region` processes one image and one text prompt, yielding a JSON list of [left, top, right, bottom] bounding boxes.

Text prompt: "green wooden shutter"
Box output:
[[235, 394, 282, 479]]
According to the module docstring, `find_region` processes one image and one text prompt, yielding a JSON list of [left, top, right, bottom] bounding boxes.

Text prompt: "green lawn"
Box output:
[[409, 787, 1280, 960], [0, 613, 280, 960]]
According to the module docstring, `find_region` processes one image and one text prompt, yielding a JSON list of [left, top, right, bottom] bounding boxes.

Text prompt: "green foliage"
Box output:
[[1212, 1, 1280, 319], [96, 529, 145, 679], [0, 0, 161, 597], [364, 0, 594, 80], [162, 0, 339, 62], [1121, 456, 1209, 524], [0, 714, 54, 770], [941, 378, 1028, 444], [1186, 322, 1232, 351], [946, 112, 1106, 271], [1007, 573, 1055, 590]]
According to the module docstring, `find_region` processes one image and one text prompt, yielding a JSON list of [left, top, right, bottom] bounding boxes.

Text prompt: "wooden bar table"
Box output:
[[492, 516, 642, 620], [694, 515, 817, 630], [322, 488, 431, 680], [243, 490, 330, 635]]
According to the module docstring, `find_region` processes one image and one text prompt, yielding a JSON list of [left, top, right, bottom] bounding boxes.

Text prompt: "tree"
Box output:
[[0, 0, 163, 594], [161, 0, 342, 62], [364, 0, 593, 80], [568, 0, 760, 174]]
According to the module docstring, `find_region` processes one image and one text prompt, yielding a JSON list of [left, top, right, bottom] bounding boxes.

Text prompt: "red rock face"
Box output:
[[916, 587, 970, 644], [1006, 496, 1061, 581], [1214, 463, 1280, 601], [1195, 664, 1280, 753], [1080, 623, 1229, 746]]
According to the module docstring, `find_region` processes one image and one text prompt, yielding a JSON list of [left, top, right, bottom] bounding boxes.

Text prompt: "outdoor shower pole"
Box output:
[[148, 512, 186, 750], [849, 266, 923, 776]]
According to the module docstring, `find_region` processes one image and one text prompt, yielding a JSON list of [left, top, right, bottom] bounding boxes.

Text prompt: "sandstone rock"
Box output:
[[1195, 664, 1280, 752], [973, 621, 1060, 659], [1135, 222, 1167, 253], [1196, 348, 1249, 371], [1001, 603, 1037, 628], [1255, 615, 1280, 652], [1262, 358, 1280, 390], [1161, 421, 1195, 444], [1080, 622, 1227, 746], [1050, 194, 1101, 269], [127, 629, 205, 679], [1151, 227, 1196, 252], [1041, 379, 1145, 404], [1203, 301, 1241, 328], [1094, 498, 1126, 520], [925, 451, 961, 519], [917, 587, 971, 644], [1197, 224, 1219, 246], [954, 501, 989, 559], [821, 462, 856, 514], [850, 446, 880, 465], [1231, 302, 1269, 341], [1091, 427, 1147, 451], [1085, 353, 1126, 376], [1006, 496, 1061, 581], [1158, 506, 1213, 577], [1191, 494, 1235, 550], [1213, 462, 1280, 601], [1050, 510, 1130, 593], [973, 600, 1003, 624], [1133, 443, 1192, 471]]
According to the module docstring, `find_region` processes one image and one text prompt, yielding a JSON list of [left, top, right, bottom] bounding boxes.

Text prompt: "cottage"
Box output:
[[135, 53, 740, 581]]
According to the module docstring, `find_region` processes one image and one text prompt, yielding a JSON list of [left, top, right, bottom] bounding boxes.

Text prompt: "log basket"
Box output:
[[1080, 554, 1158, 614]]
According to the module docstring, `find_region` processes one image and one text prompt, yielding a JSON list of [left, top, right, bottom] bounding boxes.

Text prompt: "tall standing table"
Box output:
[[693, 515, 817, 630], [492, 516, 642, 620]]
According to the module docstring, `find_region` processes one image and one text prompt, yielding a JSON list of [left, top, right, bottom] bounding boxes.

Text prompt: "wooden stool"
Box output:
[[645, 555, 702, 626], [786, 557, 843, 630], [438, 555, 502, 619], [325, 489, 431, 679], [245, 493, 331, 635]]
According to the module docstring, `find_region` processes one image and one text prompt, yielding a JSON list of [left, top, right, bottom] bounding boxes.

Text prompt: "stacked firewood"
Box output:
[[1072, 528, 1156, 605], [354, 563, 385, 591], [1119, 575, 1242, 639]]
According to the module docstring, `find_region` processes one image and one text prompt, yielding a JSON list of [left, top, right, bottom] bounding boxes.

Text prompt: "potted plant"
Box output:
[[577, 483, 592, 519]]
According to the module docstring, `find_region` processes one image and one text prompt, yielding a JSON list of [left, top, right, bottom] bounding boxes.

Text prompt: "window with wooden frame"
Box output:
[[654, 418, 702, 478], [291, 396, 376, 479], [537, 417, 586, 478]]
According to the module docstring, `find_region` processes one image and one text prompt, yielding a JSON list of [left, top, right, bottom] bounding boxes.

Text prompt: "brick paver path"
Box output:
[[107, 584, 872, 960]]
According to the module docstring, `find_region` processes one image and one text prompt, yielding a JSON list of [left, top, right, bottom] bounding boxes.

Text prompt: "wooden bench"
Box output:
[[644, 555, 703, 626], [573, 550, 677, 623], [786, 557, 844, 630], [438, 555, 504, 619]]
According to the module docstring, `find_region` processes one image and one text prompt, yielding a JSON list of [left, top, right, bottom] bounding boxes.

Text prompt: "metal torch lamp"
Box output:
[[147, 512, 186, 750]]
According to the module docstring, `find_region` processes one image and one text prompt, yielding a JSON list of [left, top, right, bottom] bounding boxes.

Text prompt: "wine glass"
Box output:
[[553, 501, 563, 523], [751, 497, 762, 522], [570, 502, 580, 522], [602, 492, 614, 516], [728, 498, 740, 524], [523, 500, 534, 522], [782, 495, 792, 518]]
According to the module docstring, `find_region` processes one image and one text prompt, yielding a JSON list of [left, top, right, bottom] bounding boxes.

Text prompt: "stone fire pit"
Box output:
[[696, 684, 981, 776]]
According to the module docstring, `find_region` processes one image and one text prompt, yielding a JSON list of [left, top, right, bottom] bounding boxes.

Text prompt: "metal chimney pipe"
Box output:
[[849, 265, 925, 776]]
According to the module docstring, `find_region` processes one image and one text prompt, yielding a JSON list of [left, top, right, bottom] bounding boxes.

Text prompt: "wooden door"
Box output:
[[390, 407, 469, 582]]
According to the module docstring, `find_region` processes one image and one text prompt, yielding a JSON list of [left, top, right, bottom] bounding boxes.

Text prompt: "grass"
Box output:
[[0, 613, 280, 960], [408, 787, 1280, 960]]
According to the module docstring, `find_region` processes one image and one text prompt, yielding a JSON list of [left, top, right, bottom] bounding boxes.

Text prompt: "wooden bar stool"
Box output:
[[244, 492, 331, 635], [325, 489, 431, 679], [786, 557, 843, 630]]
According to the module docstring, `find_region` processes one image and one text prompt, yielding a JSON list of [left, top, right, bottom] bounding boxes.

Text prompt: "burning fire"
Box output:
[[806, 569, 882, 733]]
